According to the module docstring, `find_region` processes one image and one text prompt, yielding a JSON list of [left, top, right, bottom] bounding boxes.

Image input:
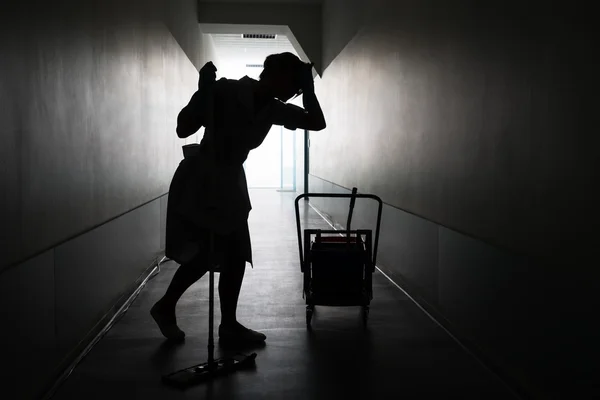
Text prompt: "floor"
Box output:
[[52, 190, 517, 400]]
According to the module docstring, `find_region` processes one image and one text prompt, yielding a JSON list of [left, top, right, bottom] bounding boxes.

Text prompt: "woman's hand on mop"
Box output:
[[198, 61, 217, 90]]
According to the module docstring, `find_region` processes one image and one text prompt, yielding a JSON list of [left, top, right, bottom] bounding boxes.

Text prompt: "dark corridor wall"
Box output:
[[313, 0, 599, 398], [0, 0, 206, 398], [0, 0, 201, 269], [316, 0, 598, 261]]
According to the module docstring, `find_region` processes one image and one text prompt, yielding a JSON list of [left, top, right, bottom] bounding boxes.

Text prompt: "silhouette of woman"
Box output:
[[151, 52, 326, 343]]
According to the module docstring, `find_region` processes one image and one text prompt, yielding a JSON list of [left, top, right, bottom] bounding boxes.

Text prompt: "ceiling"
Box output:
[[202, 0, 320, 79], [212, 33, 297, 60], [211, 33, 299, 79]]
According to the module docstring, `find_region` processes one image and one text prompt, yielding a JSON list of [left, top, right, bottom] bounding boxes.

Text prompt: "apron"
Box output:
[[165, 76, 269, 266]]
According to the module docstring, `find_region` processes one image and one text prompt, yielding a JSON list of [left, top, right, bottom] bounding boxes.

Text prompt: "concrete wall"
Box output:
[[315, 0, 598, 261], [0, 0, 211, 397], [0, 0, 201, 270], [311, 0, 598, 398]]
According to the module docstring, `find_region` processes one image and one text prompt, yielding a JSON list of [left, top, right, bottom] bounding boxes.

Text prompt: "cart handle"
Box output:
[[346, 187, 358, 235], [294, 192, 383, 270]]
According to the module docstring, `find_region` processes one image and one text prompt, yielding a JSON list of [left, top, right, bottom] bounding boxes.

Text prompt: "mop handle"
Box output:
[[346, 187, 358, 240]]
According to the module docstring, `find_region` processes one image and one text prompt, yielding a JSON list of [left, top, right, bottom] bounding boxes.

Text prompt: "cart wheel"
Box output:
[[362, 306, 369, 326], [306, 306, 314, 329]]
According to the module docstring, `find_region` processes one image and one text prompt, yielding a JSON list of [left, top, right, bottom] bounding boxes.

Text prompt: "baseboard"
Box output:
[[41, 254, 164, 400], [374, 261, 538, 400]]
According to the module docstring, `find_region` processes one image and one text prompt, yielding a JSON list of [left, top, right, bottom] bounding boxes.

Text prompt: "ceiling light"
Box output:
[[242, 33, 277, 39]]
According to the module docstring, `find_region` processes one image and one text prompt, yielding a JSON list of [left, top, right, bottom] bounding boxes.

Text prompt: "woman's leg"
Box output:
[[151, 255, 210, 340], [218, 255, 247, 327], [217, 227, 266, 343], [161, 258, 210, 309]]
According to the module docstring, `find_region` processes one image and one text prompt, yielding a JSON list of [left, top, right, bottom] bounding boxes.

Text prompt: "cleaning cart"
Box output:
[[294, 188, 383, 328]]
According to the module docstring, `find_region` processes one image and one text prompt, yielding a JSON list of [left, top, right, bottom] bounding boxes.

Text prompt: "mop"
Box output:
[[162, 232, 257, 388]]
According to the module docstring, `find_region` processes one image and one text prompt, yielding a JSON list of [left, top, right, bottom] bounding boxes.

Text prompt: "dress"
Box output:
[[165, 76, 308, 267]]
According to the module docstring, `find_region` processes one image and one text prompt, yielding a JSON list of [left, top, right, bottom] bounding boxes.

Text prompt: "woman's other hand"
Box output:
[[300, 62, 315, 94]]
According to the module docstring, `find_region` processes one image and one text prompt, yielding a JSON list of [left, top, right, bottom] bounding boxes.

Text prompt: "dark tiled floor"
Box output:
[[52, 190, 516, 400]]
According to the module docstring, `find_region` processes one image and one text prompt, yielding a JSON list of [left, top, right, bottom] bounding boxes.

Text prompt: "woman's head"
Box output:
[[260, 52, 305, 102]]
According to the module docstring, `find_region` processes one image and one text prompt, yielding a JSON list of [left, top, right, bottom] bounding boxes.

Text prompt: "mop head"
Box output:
[[162, 353, 257, 388]]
